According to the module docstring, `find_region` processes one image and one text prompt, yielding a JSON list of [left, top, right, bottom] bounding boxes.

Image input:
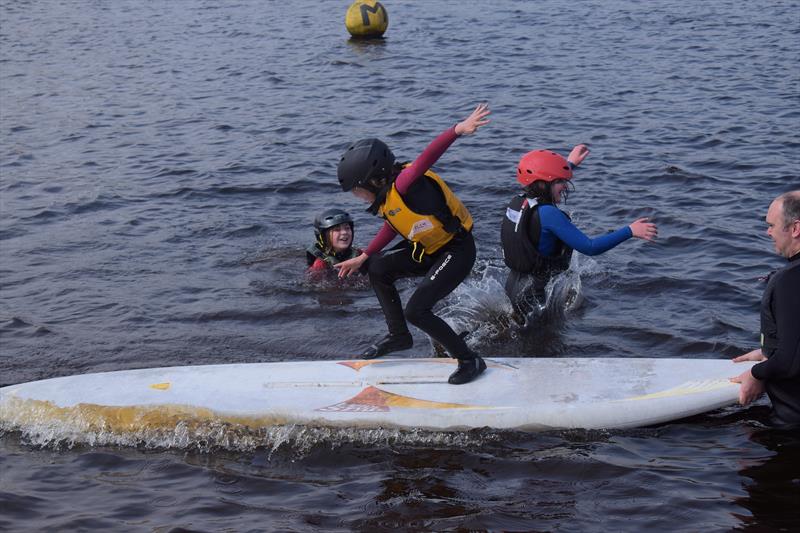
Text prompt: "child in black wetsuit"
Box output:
[[333, 103, 491, 385]]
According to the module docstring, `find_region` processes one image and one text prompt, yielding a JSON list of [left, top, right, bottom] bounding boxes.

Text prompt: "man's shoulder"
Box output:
[[776, 259, 800, 282], [773, 260, 800, 302]]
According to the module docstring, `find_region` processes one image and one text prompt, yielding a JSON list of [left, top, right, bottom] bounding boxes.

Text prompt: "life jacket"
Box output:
[[305, 243, 360, 268], [378, 168, 473, 259], [500, 194, 573, 274], [760, 259, 800, 356]]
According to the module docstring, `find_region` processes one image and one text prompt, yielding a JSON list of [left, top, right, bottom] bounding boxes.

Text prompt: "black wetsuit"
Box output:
[[751, 252, 800, 426], [368, 230, 476, 358]]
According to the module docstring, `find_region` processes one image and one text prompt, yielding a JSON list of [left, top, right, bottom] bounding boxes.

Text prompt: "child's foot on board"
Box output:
[[448, 353, 487, 385], [361, 333, 413, 359]]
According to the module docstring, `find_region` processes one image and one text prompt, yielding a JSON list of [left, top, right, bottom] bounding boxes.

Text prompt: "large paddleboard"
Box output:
[[0, 357, 753, 435]]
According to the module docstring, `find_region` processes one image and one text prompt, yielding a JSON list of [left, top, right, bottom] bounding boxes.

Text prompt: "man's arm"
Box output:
[[751, 268, 800, 381]]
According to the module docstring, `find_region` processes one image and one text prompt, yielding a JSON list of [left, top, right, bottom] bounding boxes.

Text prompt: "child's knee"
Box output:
[[404, 301, 428, 326]]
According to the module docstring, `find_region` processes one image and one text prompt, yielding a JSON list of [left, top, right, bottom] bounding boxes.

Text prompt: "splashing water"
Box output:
[[2, 420, 500, 458], [436, 255, 603, 350]]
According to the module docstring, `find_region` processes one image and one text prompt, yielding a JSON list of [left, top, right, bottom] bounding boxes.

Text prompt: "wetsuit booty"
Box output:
[[361, 333, 413, 360], [448, 353, 487, 385]]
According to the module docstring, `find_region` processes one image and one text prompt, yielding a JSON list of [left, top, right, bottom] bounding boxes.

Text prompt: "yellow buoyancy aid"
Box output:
[[378, 169, 473, 256]]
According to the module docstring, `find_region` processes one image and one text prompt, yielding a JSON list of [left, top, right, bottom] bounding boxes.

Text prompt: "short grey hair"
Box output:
[[777, 190, 800, 228]]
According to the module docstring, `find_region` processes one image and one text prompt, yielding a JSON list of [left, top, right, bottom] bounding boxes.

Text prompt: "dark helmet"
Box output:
[[337, 138, 395, 192], [313, 208, 354, 247]]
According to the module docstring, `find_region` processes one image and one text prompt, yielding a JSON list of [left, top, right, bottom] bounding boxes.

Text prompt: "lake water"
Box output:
[[1, 0, 799, 530]]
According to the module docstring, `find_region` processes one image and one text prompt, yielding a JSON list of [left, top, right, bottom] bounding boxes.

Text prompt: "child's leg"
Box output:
[[404, 232, 476, 358], [367, 242, 427, 337]]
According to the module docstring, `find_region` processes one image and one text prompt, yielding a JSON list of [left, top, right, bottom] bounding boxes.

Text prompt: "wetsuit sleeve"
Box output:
[[394, 126, 459, 195], [364, 222, 398, 256], [540, 206, 633, 256], [752, 268, 800, 381]]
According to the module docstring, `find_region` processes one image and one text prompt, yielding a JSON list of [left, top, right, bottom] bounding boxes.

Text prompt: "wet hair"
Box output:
[[778, 190, 800, 228], [523, 180, 574, 204], [361, 164, 402, 193], [524, 181, 555, 203]]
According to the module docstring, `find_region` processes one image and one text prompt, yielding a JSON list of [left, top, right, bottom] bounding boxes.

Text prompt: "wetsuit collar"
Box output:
[[788, 250, 800, 263]]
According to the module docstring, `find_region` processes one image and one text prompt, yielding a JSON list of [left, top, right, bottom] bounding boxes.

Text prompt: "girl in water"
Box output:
[[501, 145, 658, 319]]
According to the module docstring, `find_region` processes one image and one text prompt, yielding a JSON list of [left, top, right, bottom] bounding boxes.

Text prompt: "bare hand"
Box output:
[[567, 144, 590, 167], [455, 103, 491, 136], [730, 369, 766, 406], [629, 217, 658, 241], [733, 348, 766, 363], [333, 252, 368, 278]]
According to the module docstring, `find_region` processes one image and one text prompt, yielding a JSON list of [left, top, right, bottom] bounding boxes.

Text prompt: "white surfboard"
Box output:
[[0, 357, 753, 436]]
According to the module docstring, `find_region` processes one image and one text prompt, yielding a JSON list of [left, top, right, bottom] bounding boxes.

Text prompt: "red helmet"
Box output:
[[517, 150, 572, 187]]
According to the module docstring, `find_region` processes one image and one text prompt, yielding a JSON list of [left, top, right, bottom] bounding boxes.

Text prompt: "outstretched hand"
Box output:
[[333, 252, 368, 278], [455, 103, 491, 136], [568, 144, 590, 167], [629, 217, 658, 241]]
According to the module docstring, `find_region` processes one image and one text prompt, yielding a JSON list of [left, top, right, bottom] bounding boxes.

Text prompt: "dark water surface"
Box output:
[[2, 0, 799, 530]]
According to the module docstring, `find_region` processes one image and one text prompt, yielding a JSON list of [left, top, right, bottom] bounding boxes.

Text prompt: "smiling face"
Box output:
[[551, 181, 568, 204], [327, 222, 353, 253]]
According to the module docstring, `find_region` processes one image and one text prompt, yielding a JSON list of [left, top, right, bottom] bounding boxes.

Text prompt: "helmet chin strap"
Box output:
[[359, 173, 390, 194], [366, 180, 394, 215], [360, 181, 380, 194]]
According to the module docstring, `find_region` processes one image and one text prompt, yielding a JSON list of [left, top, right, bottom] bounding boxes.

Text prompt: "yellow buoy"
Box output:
[[345, 0, 389, 38]]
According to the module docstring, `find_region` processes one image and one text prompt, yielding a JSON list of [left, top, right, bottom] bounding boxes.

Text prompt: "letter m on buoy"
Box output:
[[360, 1, 386, 26]]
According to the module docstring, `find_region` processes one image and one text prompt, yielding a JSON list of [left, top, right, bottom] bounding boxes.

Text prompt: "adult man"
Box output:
[[732, 190, 800, 426]]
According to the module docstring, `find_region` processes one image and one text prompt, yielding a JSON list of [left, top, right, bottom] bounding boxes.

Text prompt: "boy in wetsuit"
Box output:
[[334, 103, 491, 385]]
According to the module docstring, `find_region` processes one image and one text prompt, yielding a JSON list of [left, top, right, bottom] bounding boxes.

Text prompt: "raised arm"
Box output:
[[396, 103, 490, 195]]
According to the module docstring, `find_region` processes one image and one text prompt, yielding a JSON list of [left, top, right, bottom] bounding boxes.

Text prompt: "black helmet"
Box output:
[[337, 138, 395, 192], [314, 208, 354, 247]]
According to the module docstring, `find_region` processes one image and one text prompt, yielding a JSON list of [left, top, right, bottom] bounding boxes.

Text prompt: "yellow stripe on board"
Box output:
[[0, 396, 293, 434], [620, 379, 733, 402], [150, 382, 171, 390]]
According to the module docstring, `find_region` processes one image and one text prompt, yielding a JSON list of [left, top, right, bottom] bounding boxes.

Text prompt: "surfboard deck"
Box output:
[[0, 357, 753, 433]]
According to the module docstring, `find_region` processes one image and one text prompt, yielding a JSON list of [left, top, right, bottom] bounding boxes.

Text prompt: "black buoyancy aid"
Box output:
[[306, 244, 360, 267], [760, 259, 800, 356], [377, 168, 473, 257], [500, 194, 573, 274]]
